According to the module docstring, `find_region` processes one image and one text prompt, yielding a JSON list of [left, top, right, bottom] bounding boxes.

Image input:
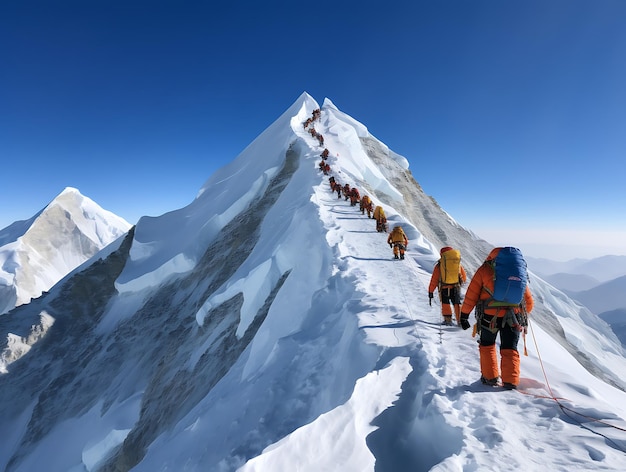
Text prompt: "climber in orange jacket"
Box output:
[[349, 187, 360, 206], [360, 195, 373, 218], [387, 225, 408, 260], [373, 206, 387, 232], [459, 247, 534, 389], [428, 247, 467, 326]]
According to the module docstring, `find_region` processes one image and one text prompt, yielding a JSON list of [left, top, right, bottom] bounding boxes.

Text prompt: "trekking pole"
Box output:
[[437, 303, 443, 344]]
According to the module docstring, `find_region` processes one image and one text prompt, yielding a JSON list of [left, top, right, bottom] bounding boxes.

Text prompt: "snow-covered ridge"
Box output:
[[114, 92, 321, 294]]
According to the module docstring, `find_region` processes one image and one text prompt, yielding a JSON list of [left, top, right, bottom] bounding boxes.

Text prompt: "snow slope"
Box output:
[[0, 187, 131, 315], [0, 93, 625, 472]]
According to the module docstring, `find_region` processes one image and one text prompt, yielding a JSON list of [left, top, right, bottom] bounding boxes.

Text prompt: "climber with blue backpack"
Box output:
[[459, 247, 534, 390]]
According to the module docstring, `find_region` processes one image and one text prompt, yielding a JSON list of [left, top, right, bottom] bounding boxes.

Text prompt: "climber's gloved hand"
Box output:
[[460, 313, 471, 330]]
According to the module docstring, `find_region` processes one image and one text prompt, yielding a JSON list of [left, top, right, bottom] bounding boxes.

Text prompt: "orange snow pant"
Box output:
[[478, 315, 521, 385]]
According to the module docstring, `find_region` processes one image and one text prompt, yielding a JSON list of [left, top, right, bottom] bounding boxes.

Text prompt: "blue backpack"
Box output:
[[490, 247, 528, 306]]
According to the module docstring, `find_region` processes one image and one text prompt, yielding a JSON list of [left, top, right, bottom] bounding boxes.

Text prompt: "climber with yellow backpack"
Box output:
[[428, 246, 467, 326], [387, 225, 408, 260], [373, 205, 387, 233]]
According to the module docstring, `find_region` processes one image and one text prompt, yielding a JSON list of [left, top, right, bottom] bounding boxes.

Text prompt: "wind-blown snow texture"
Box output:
[[1, 93, 626, 471], [0, 187, 131, 315]]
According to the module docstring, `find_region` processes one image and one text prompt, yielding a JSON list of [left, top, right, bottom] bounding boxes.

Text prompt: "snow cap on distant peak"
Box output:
[[48, 187, 131, 228], [62, 186, 80, 193], [52, 187, 85, 207], [59, 187, 81, 196]]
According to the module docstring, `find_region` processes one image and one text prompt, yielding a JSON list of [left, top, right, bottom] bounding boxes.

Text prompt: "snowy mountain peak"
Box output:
[[1, 95, 626, 471], [0, 188, 131, 314], [58, 186, 80, 196]]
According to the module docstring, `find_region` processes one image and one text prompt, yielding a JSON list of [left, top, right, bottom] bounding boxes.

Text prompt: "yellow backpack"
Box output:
[[374, 206, 386, 220], [440, 248, 461, 285], [391, 226, 405, 241]]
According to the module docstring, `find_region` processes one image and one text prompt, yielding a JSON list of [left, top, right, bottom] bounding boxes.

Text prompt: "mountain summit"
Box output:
[[1, 94, 625, 471], [0, 187, 131, 315]]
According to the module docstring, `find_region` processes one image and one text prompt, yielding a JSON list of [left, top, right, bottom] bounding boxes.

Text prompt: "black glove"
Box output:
[[428, 292, 433, 306], [389, 243, 393, 248], [460, 313, 471, 330]]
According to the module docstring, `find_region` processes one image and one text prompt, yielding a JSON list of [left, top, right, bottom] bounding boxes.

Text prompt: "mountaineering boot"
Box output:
[[503, 382, 517, 390], [400, 253, 404, 260], [443, 315, 453, 326], [481, 376, 500, 386], [394, 254, 399, 259]]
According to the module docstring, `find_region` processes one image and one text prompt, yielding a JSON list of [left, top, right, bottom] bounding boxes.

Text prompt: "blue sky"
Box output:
[[2, 0, 625, 260]]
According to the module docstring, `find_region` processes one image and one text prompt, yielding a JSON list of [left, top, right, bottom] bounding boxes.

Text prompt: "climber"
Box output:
[[349, 187, 360, 206], [459, 247, 534, 389], [387, 225, 408, 260], [360, 195, 373, 218], [428, 246, 468, 326], [373, 205, 387, 232]]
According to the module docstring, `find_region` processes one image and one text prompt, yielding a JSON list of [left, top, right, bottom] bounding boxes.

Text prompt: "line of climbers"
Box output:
[[307, 109, 390, 254], [303, 109, 332, 175], [307, 108, 387, 239], [307, 110, 387, 242], [428, 245, 534, 390], [309, 108, 534, 390], [325, 166, 405, 261], [308, 126, 324, 146], [303, 108, 321, 129], [304, 108, 325, 147], [326, 177, 390, 235]]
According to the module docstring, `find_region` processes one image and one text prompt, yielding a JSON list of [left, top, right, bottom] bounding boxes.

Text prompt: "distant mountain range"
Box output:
[[0, 187, 131, 314], [527, 255, 626, 285], [527, 255, 626, 346], [563, 275, 626, 316], [538, 272, 600, 292]]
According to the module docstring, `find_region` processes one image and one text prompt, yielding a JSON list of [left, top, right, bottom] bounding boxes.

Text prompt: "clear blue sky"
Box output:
[[2, 1, 625, 259]]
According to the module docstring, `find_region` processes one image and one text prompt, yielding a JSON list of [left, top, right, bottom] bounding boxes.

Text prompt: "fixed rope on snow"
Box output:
[[526, 319, 626, 452]]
